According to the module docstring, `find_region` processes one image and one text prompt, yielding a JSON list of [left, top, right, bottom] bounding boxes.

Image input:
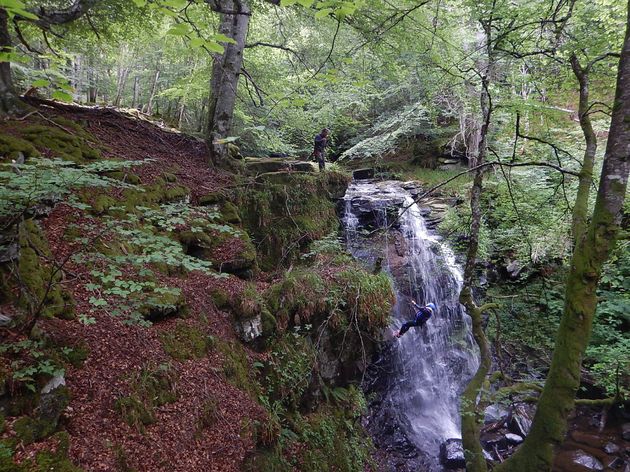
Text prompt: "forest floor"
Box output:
[[1, 101, 268, 471]]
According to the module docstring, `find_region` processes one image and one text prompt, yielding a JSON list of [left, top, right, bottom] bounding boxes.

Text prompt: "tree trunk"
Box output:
[[496, 6, 630, 470], [114, 65, 129, 108], [145, 67, 160, 115], [570, 55, 597, 245], [0, 8, 27, 117], [207, 0, 250, 165], [132, 75, 140, 109], [459, 21, 494, 472]]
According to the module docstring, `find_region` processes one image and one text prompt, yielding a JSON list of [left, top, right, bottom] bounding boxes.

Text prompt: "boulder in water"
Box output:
[[622, 422, 630, 441], [440, 438, 466, 469]]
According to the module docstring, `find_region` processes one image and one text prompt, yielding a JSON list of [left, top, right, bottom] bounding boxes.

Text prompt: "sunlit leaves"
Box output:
[[0, 0, 39, 20]]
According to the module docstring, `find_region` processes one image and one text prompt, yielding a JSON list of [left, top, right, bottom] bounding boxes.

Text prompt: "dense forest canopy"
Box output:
[[0, 0, 628, 471]]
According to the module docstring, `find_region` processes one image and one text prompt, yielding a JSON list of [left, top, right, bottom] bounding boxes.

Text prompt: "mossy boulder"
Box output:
[[138, 289, 186, 321], [21, 124, 100, 163], [198, 192, 224, 206], [220, 202, 241, 225], [179, 227, 257, 278], [0, 133, 38, 161], [17, 219, 75, 320], [115, 364, 177, 432], [238, 172, 346, 271], [14, 376, 70, 445], [103, 171, 141, 185]]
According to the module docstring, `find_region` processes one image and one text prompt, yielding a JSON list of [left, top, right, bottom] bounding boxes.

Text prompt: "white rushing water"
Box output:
[[343, 180, 479, 467]]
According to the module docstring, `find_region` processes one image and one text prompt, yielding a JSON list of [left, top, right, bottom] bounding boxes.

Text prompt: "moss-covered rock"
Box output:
[[159, 320, 211, 361], [17, 219, 75, 320], [0, 133, 38, 161], [103, 171, 141, 185], [209, 287, 230, 309], [138, 288, 187, 321], [179, 226, 257, 278], [217, 340, 258, 396], [198, 192, 224, 206], [220, 202, 241, 225], [237, 172, 348, 271], [21, 124, 99, 163]]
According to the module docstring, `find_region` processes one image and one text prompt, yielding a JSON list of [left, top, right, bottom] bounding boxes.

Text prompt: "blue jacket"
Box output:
[[414, 306, 433, 324], [314, 133, 327, 152]]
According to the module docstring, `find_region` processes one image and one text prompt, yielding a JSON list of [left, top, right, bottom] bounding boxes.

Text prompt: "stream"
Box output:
[[342, 180, 479, 471]]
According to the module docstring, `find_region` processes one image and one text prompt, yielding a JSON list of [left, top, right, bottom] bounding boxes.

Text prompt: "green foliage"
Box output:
[[0, 338, 65, 393], [585, 241, 630, 395], [0, 157, 139, 220]]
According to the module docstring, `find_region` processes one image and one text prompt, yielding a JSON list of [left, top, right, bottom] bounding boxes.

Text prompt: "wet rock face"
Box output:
[[440, 438, 466, 469]]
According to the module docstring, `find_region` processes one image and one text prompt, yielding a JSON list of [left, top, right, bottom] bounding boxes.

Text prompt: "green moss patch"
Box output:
[[238, 172, 348, 271], [115, 364, 177, 432], [159, 321, 211, 361], [216, 340, 258, 397], [21, 124, 100, 163], [17, 219, 75, 320], [0, 133, 38, 161]]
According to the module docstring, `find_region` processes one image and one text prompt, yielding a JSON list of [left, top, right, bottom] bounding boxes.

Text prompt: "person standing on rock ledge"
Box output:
[[395, 301, 436, 338], [313, 128, 330, 171]]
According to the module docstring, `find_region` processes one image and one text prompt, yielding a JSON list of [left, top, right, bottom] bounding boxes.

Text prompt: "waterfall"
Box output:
[[343, 180, 479, 469]]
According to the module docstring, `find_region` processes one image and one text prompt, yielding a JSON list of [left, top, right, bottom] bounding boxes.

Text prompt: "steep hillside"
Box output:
[[0, 101, 394, 472]]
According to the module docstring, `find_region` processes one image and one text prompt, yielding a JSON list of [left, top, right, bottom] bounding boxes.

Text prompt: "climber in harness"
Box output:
[[395, 301, 436, 338], [313, 128, 330, 171]]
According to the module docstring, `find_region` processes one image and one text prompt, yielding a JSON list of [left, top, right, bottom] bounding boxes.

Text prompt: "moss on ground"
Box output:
[[216, 340, 258, 397], [21, 124, 100, 163], [115, 364, 178, 432], [159, 321, 211, 361], [0, 133, 38, 161], [0, 432, 83, 471], [17, 219, 75, 320]]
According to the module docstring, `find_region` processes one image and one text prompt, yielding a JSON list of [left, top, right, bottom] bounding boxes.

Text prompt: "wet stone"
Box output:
[[484, 404, 508, 424], [568, 449, 604, 471], [603, 442, 620, 454], [440, 438, 466, 469], [622, 423, 630, 441], [509, 404, 534, 437], [505, 433, 523, 445]]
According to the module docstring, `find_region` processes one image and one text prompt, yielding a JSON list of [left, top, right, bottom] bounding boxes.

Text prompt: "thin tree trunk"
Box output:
[[207, 0, 250, 165], [570, 55, 598, 245], [496, 5, 630, 470], [114, 66, 129, 108], [0, 8, 27, 116], [145, 68, 160, 115], [460, 20, 495, 472], [132, 75, 140, 109]]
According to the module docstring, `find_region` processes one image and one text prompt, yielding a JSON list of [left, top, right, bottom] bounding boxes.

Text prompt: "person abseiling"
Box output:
[[395, 301, 436, 338]]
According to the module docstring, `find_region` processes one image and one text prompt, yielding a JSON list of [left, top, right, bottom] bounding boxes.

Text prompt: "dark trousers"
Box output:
[[315, 151, 325, 170], [399, 319, 426, 336]]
